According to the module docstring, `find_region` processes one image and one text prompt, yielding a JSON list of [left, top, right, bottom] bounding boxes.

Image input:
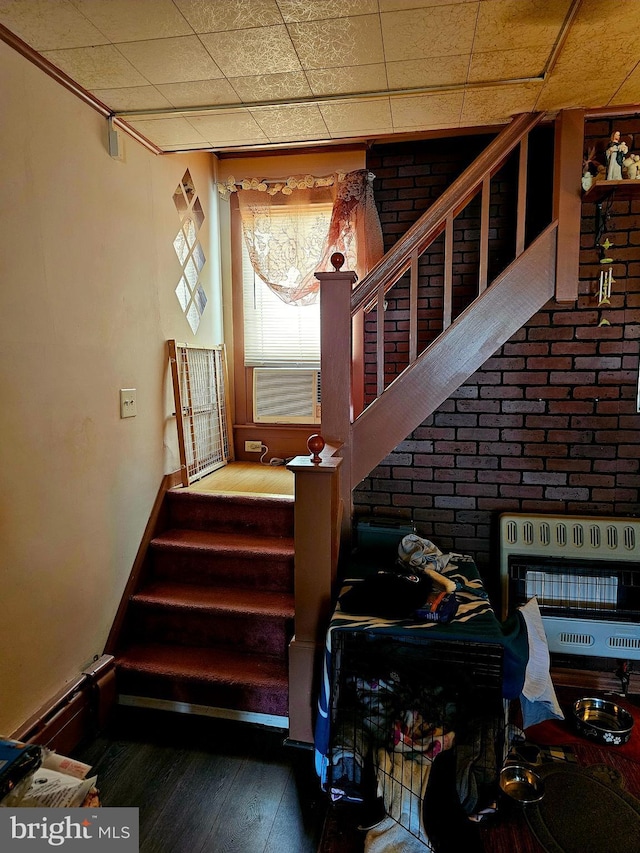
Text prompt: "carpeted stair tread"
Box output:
[[118, 643, 288, 683], [116, 643, 289, 716], [151, 528, 294, 558], [131, 581, 294, 619], [166, 490, 294, 537]]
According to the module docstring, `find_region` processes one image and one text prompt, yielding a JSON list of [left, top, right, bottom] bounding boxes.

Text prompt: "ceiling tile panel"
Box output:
[[306, 64, 389, 97], [380, 4, 478, 62], [386, 55, 469, 90], [126, 116, 209, 146], [229, 71, 313, 103], [69, 0, 193, 42], [42, 44, 148, 89], [116, 36, 223, 85], [91, 85, 173, 111], [187, 110, 269, 145], [378, 0, 477, 9], [250, 104, 329, 140], [278, 0, 379, 22], [157, 78, 240, 108], [535, 10, 640, 113], [320, 99, 393, 135], [287, 15, 384, 70], [390, 91, 464, 130], [174, 0, 283, 33], [0, 0, 108, 50], [610, 62, 640, 106], [460, 81, 542, 126], [199, 25, 301, 77], [468, 46, 550, 83], [473, 0, 573, 53]]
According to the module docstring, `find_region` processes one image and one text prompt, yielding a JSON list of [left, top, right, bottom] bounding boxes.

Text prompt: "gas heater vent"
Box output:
[[559, 632, 594, 647], [608, 637, 640, 651]]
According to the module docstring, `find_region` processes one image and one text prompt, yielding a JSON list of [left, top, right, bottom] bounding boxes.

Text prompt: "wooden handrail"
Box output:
[[351, 112, 545, 316]]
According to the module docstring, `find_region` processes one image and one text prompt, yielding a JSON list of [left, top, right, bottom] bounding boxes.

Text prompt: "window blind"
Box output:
[[241, 209, 328, 367]]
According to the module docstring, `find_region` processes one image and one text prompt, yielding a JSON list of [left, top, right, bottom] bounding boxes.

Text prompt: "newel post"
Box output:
[[286, 436, 342, 744], [316, 260, 358, 543]]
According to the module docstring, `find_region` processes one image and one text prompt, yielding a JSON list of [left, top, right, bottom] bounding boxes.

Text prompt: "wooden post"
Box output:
[[316, 267, 357, 544], [553, 109, 584, 303], [286, 441, 342, 744]]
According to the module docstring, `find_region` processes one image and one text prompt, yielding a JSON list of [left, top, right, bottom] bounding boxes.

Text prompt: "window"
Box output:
[[241, 203, 332, 369]]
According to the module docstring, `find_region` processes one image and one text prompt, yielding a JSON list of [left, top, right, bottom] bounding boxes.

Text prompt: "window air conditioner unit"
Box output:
[[253, 368, 321, 424]]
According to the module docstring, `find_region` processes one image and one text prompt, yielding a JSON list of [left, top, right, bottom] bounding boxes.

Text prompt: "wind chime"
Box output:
[[597, 237, 614, 326]]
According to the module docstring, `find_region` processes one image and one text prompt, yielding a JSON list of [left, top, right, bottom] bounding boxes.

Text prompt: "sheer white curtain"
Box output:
[[235, 169, 383, 306]]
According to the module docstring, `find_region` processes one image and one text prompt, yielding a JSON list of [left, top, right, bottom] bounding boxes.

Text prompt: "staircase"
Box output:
[[107, 110, 584, 740], [114, 489, 295, 723]]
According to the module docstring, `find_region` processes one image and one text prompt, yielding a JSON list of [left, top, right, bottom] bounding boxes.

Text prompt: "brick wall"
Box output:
[[355, 118, 640, 595]]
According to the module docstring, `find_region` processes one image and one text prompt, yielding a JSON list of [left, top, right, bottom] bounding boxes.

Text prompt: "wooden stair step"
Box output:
[[149, 529, 294, 591], [128, 583, 294, 657], [165, 491, 294, 538], [151, 528, 295, 558], [116, 643, 289, 717], [131, 582, 294, 619]]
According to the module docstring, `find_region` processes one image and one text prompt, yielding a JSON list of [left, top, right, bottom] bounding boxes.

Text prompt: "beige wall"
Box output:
[[0, 42, 220, 735]]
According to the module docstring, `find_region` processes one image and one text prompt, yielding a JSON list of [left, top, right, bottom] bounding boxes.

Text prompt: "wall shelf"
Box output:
[[583, 179, 640, 202]]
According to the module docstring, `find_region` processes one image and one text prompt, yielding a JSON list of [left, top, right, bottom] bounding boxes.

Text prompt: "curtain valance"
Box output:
[[227, 169, 383, 306]]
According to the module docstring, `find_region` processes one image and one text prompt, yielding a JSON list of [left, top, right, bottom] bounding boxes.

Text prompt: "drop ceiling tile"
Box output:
[[229, 72, 313, 103], [306, 64, 388, 97], [460, 82, 542, 126], [390, 91, 464, 130], [278, 0, 379, 22], [473, 0, 572, 53], [535, 69, 625, 113], [380, 4, 478, 62], [187, 110, 269, 145], [386, 55, 469, 90], [250, 104, 329, 139], [468, 46, 549, 83], [41, 44, 148, 89], [320, 99, 393, 135], [610, 62, 640, 106], [157, 78, 239, 108], [535, 21, 640, 112], [69, 0, 193, 42], [287, 15, 384, 71], [199, 25, 301, 77], [126, 116, 209, 146], [174, 0, 283, 32], [378, 0, 477, 9], [91, 85, 173, 111], [0, 0, 108, 50], [117, 36, 223, 85]]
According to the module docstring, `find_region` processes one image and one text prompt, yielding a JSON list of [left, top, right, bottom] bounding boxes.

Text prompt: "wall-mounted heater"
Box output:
[[253, 368, 321, 424], [500, 513, 640, 661]]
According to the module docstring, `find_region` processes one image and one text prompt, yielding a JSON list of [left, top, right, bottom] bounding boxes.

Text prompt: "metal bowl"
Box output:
[[499, 764, 545, 805], [572, 697, 634, 746]]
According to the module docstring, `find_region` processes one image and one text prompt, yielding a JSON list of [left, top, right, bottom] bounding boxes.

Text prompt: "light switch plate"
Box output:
[[120, 388, 137, 418]]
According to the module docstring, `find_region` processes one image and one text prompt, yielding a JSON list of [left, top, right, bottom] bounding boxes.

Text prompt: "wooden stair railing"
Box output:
[[286, 110, 584, 742]]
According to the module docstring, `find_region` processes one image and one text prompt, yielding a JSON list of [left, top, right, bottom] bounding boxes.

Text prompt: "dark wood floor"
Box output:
[[72, 706, 327, 853]]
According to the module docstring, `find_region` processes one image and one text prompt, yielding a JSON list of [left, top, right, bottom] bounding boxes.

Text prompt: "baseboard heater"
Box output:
[[11, 655, 116, 754]]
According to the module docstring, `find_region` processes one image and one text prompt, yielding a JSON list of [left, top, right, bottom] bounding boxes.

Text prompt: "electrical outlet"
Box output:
[[120, 388, 137, 418], [245, 440, 263, 452]]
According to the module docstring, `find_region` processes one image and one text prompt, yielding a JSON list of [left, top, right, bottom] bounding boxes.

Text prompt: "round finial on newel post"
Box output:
[[330, 252, 345, 271], [308, 433, 325, 464]]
